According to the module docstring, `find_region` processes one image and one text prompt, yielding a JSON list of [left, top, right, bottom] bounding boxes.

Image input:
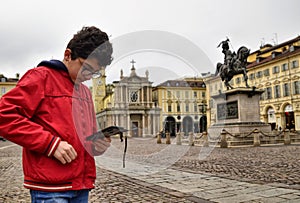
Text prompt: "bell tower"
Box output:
[[92, 69, 106, 113]]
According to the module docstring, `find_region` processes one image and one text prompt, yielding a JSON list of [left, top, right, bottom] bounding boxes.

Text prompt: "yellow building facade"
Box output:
[[205, 36, 300, 131], [0, 74, 19, 98], [152, 77, 207, 136]]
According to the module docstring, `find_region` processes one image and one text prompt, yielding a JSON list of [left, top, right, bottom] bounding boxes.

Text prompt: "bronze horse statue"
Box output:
[[215, 45, 250, 89]]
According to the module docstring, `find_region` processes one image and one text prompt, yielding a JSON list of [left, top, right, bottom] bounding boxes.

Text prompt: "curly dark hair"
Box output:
[[67, 26, 113, 67]]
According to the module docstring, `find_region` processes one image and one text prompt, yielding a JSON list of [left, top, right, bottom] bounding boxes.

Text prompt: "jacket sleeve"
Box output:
[[0, 69, 60, 156]]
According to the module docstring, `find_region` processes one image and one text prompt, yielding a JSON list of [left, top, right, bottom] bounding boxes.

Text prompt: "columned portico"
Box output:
[[96, 61, 161, 137]]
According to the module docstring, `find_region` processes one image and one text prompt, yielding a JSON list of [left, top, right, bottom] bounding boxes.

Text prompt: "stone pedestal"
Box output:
[[208, 87, 271, 136]]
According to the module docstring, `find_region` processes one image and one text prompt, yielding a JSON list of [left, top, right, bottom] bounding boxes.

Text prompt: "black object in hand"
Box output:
[[87, 126, 130, 168], [86, 126, 129, 141]]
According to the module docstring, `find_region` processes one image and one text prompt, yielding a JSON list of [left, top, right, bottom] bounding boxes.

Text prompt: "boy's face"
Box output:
[[64, 49, 103, 83]]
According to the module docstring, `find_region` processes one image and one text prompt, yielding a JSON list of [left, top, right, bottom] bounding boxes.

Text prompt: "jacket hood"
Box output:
[[37, 60, 68, 72]]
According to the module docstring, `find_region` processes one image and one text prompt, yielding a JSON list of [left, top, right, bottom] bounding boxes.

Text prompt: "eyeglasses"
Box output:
[[79, 59, 102, 78]]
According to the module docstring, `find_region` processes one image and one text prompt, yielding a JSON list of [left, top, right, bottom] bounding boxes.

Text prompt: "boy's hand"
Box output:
[[53, 141, 77, 164], [93, 137, 111, 154]]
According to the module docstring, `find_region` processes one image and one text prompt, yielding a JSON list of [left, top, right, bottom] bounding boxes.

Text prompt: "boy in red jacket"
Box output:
[[0, 26, 113, 202]]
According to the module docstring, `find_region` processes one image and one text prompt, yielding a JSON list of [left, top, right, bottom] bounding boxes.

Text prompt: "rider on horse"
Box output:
[[217, 38, 235, 73], [216, 38, 250, 89]]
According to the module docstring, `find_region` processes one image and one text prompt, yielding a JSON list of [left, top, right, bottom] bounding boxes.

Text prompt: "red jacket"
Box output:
[[0, 61, 101, 191]]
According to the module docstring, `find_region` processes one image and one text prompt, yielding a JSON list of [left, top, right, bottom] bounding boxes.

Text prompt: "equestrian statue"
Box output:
[[215, 38, 250, 89]]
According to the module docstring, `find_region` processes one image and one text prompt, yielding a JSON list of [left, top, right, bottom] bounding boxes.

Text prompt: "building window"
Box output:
[[177, 102, 180, 112], [168, 101, 172, 112], [185, 103, 189, 112], [167, 90, 171, 98], [266, 87, 272, 99], [264, 69, 270, 76], [249, 73, 255, 80], [209, 99, 214, 109], [1, 87, 6, 95], [193, 103, 197, 112], [185, 91, 189, 99], [152, 91, 157, 100], [291, 60, 299, 69], [274, 85, 281, 98], [256, 71, 263, 78], [193, 91, 197, 98], [176, 91, 180, 98], [283, 83, 290, 97], [236, 77, 241, 84], [281, 63, 288, 71], [273, 66, 280, 74], [202, 92, 206, 98], [294, 81, 300, 94]]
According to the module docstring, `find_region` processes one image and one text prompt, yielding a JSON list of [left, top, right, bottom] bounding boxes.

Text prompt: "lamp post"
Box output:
[[199, 100, 207, 133]]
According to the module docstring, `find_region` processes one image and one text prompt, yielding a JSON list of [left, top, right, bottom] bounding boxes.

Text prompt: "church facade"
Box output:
[[95, 62, 161, 137]]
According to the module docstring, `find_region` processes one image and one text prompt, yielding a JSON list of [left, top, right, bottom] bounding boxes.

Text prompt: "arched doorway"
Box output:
[[284, 104, 295, 130], [164, 116, 176, 136], [267, 107, 276, 130], [199, 115, 207, 133], [182, 116, 193, 136]]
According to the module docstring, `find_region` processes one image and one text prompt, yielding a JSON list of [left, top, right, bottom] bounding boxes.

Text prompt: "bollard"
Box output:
[[220, 129, 228, 148], [203, 132, 209, 147], [284, 129, 291, 145], [176, 132, 182, 145], [157, 132, 162, 144], [253, 129, 260, 147], [188, 132, 194, 146], [166, 132, 171, 144]]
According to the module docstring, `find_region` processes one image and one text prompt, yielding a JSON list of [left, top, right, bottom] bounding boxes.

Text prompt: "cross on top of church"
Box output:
[[130, 59, 136, 67]]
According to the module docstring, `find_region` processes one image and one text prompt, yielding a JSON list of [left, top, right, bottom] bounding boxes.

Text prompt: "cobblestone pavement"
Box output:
[[173, 143, 300, 189], [1, 138, 300, 202], [0, 141, 207, 203]]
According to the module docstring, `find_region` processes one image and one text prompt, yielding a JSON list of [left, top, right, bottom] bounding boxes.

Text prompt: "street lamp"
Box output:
[[198, 100, 207, 133]]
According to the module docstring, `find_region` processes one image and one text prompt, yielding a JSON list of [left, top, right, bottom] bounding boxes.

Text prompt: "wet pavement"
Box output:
[[1, 138, 300, 202]]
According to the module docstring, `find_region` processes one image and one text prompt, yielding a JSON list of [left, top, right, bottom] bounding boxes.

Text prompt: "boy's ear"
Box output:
[[64, 49, 72, 61]]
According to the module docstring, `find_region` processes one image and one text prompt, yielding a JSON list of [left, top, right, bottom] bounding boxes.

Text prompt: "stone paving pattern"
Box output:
[[1, 138, 300, 202], [172, 144, 300, 189]]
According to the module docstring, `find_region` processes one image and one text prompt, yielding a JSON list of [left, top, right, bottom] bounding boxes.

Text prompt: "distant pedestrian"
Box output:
[[0, 26, 113, 202]]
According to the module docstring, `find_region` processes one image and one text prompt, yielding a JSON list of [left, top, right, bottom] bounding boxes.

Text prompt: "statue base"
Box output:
[[208, 87, 271, 137]]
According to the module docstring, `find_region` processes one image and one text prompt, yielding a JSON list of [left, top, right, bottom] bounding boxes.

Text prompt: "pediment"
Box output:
[[265, 82, 272, 86], [128, 76, 142, 82], [282, 77, 289, 82]]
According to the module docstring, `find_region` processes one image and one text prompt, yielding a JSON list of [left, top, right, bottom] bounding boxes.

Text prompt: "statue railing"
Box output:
[[160, 129, 300, 148]]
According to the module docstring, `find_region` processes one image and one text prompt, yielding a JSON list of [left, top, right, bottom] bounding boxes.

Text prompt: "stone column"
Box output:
[[157, 132, 162, 144], [176, 132, 181, 145], [188, 132, 194, 146], [220, 129, 228, 148], [253, 129, 260, 147], [147, 114, 151, 135], [142, 114, 145, 136], [203, 132, 209, 147], [284, 129, 291, 145], [141, 87, 144, 104], [166, 132, 171, 144]]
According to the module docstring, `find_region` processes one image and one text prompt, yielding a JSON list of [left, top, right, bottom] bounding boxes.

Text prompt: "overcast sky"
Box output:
[[0, 0, 299, 85]]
